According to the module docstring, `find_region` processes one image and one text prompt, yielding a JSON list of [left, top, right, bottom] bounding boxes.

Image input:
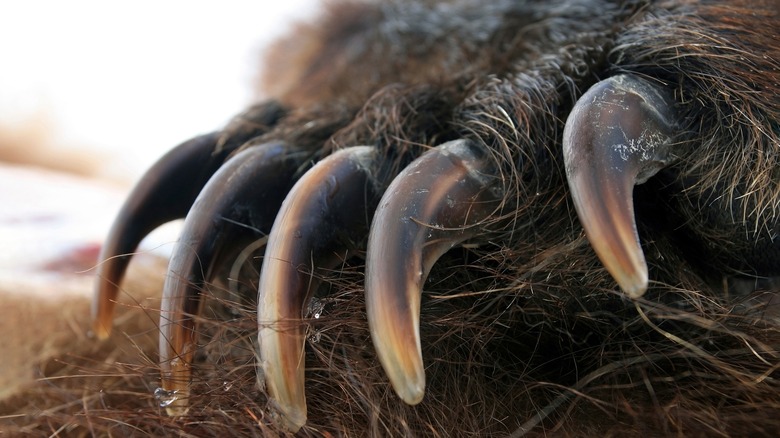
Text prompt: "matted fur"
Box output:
[[2, 0, 779, 436]]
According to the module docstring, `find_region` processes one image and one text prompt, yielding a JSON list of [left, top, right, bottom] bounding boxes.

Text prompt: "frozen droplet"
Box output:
[[154, 387, 179, 408]]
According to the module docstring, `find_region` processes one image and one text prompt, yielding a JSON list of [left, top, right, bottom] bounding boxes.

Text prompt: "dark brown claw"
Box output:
[[92, 102, 285, 340], [365, 139, 503, 405], [159, 142, 306, 416], [257, 146, 382, 431], [563, 74, 677, 298], [93, 132, 232, 339]]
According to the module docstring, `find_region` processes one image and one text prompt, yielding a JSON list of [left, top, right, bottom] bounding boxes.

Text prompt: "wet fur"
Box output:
[[3, 0, 779, 436]]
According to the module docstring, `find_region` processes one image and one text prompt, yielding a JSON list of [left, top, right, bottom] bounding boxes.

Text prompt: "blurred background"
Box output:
[[0, 0, 318, 277], [1, 0, 339, 404], [0, 0, 318, 183]]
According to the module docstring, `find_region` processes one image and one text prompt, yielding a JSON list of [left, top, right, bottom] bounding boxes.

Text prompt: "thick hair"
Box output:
[[2, 0, 779, 436]]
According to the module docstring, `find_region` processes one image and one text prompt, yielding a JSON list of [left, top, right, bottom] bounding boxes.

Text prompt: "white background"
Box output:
[[0, 1, 320, 273], [0, 0, 319, 182]]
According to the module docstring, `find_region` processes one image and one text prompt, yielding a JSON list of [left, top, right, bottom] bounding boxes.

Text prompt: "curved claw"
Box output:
[[257, 146, 382, 432], [563, 74, 677, 298], [365, 139, 502, 405], [159, 142, 305, 416], [93, 132, 234, 339]]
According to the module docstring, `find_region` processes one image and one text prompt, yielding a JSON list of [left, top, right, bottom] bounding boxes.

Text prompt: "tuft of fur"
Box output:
[[2, 0, 779, 436]]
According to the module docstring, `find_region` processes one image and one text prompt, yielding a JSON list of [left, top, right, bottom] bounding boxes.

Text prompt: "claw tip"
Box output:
[[273, 405, 307, 433], [92, 320, 112, 340], [396, 379, 425, 406], [164, 405, 190, 417], [615, 264, 648, 299]]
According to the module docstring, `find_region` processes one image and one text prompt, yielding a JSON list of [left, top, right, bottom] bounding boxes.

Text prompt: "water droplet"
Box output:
[[154, 387, 179, 408], [169, 357, 189, 371], [308, 331, 321, 343], [223, 381, 232, 392], [307, 297, 326, 319]]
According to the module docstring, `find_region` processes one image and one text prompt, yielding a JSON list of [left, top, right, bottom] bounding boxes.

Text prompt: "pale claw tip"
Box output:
[[159, 359, 192, 417], [92, 320, 111, 340], [273, 403, 307, 433], [370, 300, 426, 405], [615, 263, 648, 299], [396, 376, 425, 406], [164, 404, 190, 417]]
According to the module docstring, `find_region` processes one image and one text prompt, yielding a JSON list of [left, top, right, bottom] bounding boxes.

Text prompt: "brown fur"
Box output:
[[2, 0, 779, 436]]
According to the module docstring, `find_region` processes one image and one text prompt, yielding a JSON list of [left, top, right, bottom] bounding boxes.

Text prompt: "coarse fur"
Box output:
[[2, 0, 779, 436]]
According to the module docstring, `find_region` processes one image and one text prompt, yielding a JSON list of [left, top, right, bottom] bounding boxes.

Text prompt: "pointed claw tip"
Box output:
[[156, 380, 190, 417], [592, 230, 649, 299], [273, 404, 307, 433], [375, 332, 426, 405], [594, 237, 649, 299], [158, 353, 193, 416], [260, 363, 306, 431], [617, 268, 648, 299], [164, 404, 190, 417], [92, 277, 119, 336], [396, 378, 425, 406], [92, 321, 111, 340], [384, 358, 425, 405]]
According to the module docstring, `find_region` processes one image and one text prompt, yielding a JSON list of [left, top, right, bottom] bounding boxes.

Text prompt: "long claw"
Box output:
[[365, 139, 502, 405], [92, 102, 285, 340], [257, 146, 381, 432], [159, 142, 305, 416], [93, 132, 231, 339], [563, 74, 677, 298]]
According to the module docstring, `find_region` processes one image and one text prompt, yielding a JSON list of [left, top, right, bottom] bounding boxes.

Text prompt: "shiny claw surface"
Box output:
[[158, 143, 305, 416], [365, 139, 503, 405], [93, 132, 226, 339], [89, 2, 780, 435], [93, 102, 284, 339], [257, 146, 382, 431], [563, 74, 677, 298]]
